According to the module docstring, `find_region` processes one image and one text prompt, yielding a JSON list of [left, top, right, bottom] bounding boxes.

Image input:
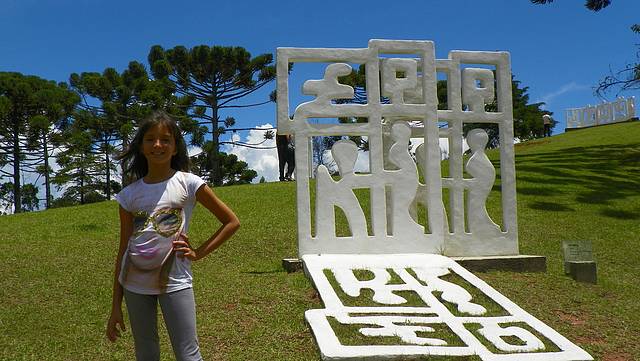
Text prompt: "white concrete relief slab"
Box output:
[[304, 254, 593, 361], [277, 40, 518, 257], [279, 40, 591, 360]]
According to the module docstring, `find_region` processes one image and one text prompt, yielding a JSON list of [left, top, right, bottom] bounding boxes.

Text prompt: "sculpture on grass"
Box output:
[[277, 39, 517, 257], [277, 40, 592, 361]]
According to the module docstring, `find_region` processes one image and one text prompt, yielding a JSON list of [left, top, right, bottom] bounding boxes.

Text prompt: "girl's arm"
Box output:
[[106, 205, 133, 342], [174, 184, 240, 261]]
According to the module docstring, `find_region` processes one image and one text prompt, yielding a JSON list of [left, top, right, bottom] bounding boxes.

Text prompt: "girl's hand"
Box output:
[[173, 234, 198, 261], [106, 308, 126, 342]]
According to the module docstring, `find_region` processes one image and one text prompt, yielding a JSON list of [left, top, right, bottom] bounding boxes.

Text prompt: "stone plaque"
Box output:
[[562, 240, 593, 274]]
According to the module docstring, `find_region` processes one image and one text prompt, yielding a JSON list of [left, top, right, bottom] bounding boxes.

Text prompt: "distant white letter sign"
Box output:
[[565, 96, 636, 129], [277, 40, 518, 257]]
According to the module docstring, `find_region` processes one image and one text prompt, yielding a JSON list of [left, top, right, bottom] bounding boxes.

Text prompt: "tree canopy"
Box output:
[[69, 62, 202, 189], [0, 43, 282, 213], [148, 45, 275, 185], [0, 72, 79, 213]]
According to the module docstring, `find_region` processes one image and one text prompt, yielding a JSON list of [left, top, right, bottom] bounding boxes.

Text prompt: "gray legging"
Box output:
[[124, 288, 203, 361]]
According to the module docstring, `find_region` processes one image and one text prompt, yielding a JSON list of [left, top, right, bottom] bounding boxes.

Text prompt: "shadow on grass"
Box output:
[[515, 143, 640, 214], [599, 209, 640, 220], [76, 223, 105, 231], [528, 201, 574, 212], [517, 187, 555, 196], [575, 186, 635, 205], [244, 269, 285, 275], [516, 143, 640, 164]]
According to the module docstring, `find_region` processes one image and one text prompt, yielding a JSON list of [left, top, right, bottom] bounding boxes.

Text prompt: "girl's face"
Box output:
[[141, 123, 177, 168]]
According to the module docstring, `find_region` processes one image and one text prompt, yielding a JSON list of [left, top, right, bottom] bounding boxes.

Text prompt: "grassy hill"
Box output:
[[1, 121, 638, 361]]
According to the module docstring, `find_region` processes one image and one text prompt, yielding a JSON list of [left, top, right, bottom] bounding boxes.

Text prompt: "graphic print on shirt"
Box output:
[[121, 207, 184, 292]]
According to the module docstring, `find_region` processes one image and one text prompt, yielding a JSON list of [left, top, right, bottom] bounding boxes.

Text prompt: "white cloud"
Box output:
[[221, 124, 279, 182], [188, 145, 203, 157], [537, 82, 590, 109]]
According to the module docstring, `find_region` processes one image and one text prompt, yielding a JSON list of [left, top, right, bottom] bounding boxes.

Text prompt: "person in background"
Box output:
[[285, 134, 295, 181], [276, 131, 289, 181], [543, 114, 553, 137]]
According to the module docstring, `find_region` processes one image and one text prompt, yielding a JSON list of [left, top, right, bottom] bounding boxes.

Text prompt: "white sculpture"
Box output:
[[277, 39, 517, 257], [277, 40, 592, 361]]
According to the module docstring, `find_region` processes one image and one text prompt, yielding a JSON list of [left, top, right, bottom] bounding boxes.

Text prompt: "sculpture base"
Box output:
[[451, 254, 547, 273], [286, 254, 547, 273]]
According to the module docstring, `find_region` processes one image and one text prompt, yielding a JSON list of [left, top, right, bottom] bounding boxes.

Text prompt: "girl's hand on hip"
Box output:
[[174, 234, 198, 261], [106, 308, 126, 342]]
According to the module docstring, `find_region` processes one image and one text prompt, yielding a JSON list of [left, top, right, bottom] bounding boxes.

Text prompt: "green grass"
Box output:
[[1, 121, 639, 360]]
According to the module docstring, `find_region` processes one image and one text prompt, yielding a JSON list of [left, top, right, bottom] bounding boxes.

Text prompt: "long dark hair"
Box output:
[[117, 110, 190, 181]]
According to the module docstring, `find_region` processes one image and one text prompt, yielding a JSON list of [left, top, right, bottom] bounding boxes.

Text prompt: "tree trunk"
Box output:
[[80, 153, 85, 205], [104, 138, 111, 200], [12, 118, 21, 213], [209, 92, 222, 186], [43, 133, 51, 209], [211, 126, 221, 186], [120, 138, 133, 187]]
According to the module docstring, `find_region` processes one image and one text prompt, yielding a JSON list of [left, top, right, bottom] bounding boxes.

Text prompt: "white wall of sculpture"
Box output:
[[277, 39, 518, 258], [565, 96, 636, 129]]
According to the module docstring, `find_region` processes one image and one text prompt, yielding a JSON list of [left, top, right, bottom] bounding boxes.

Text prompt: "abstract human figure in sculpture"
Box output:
[[315, 140, 368, 239], [465, 129, 501, 236], [409, 143, 427, 224], [410, 143, 448, 233], [386, 122, 423, 237]]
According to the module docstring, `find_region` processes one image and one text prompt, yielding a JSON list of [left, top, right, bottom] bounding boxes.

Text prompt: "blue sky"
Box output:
[[1, 0, 639, 187]]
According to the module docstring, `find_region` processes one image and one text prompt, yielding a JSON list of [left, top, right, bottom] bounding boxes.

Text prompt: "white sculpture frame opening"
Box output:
[[277, 39, 518, 258]]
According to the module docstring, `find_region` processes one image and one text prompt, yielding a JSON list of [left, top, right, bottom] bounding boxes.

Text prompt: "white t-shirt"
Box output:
[[115, 171, 206, 295]]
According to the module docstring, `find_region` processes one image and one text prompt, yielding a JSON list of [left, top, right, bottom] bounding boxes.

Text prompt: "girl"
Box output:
[[106, 110, 240, 361]]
